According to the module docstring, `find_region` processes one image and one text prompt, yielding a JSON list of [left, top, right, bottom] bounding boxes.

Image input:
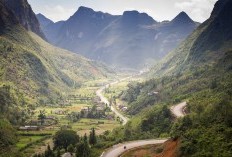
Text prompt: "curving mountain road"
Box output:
[[100, 139, 167, 157], [170, 101, 187, 117], [100, 101, 187, 157], [96, 77, 130, 125], [97, 77, 188, 157]]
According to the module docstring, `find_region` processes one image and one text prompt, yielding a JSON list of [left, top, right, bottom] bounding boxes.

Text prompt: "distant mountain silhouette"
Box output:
[[38, 7, 198, 69]]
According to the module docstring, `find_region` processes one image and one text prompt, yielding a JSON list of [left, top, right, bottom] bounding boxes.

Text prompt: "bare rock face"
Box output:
[[3, 0, 46, 39], [0, 1, 18, 33]]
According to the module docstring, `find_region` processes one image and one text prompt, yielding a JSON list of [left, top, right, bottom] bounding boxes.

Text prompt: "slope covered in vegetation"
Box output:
[[111, 0, 232, 156], [0, 0, 112, 134]]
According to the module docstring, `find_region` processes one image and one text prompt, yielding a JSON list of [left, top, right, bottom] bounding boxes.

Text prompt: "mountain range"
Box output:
[[38, 7, 199, 69], [0, 0, 112, 112]]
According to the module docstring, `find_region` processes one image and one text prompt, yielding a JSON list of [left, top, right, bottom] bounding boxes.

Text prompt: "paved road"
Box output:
[[101, 101, 187, 157], [101, 139, 167, 157], [96, 77, 130, 125], [97, 75, 188, 157], [61, 152, 72, 157], [170, 101, 187, 117]]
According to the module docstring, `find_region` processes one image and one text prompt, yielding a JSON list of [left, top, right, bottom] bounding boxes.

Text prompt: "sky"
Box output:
[[28, 0, 218, 23]]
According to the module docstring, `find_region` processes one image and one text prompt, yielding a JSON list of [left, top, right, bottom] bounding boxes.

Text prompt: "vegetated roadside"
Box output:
[[121, 139, 180, 157]]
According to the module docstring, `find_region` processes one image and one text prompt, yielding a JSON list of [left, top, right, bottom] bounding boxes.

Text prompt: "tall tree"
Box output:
[[76, 134, 90, 157], [38, 110, 46, 125], [89, 128, 97, 145]]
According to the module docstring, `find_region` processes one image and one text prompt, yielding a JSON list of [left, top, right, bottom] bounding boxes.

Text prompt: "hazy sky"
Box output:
[[28, 0, 217, 23]]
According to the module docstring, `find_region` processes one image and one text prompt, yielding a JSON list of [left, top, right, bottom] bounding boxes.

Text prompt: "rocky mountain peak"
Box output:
[[171, 11, 194, 25], [122, 10, 156, 26]]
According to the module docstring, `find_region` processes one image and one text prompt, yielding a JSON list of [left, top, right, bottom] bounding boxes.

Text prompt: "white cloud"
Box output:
[[43, 5, 76, 22], [174, 0, 217, 22]]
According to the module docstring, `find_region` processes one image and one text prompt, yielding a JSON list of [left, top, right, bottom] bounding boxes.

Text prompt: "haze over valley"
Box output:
[[0, 0, 231, 157]]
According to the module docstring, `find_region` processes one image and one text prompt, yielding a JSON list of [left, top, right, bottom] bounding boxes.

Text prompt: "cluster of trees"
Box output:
[[171, 92, 232, 156], [0, 85, 29, 124], [0, 119, 17, 147], [119, 80, 159, 115], [66, 105, 108, 123], [111, 48, 232, 156], [100, 105, 173, 143], [34, 128, 98, 157]]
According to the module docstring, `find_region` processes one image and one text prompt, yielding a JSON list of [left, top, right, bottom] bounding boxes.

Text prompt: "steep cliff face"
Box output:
[[189, 0, 232, 58], [0, 0, 18, 33], [3, 0, 46, 39], [150, 0, 232, 77]]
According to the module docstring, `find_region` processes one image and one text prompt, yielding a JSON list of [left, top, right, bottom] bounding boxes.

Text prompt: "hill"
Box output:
[[109, 0, 232, 156], [0, 0, 112, 125], [38, 7, 198, 69]]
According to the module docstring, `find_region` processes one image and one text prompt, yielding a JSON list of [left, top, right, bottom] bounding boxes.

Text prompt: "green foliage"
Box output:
[[105, 105, 173, 142], [38, 110, 46, 125], [53, 130, 79, 151], [119, 34, 232, 156], [67, 144, 74, 154], [89, 128, 97, 145], [44, 145, 55, 157], [120, 80, 159, 115], [0, 119, 17, 152], [76, 134, 91, 157]]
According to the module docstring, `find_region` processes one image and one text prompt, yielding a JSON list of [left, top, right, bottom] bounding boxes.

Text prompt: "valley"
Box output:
[[0, 0, 232, 157], [15, 78, 123, 156]]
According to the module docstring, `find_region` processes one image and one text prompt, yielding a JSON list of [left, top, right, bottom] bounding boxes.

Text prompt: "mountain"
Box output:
[[132, 0, 232, 156], [39, 7, 198, 69], [40, 7, 118, 57], [150, 0, 232, 77], [2, 0, 46, 39], [110, 0, 232, 156], [36, 13, 54, 29], [0, 0, 18, 32], [0, 0, 112, 124]]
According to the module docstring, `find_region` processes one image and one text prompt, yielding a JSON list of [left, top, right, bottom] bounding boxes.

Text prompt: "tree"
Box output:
[[53, 130, 79, 151], [38, 110, 46, 125], [67, 144, 74, 155], [0, 119, 17, 153], [76, 134, 90, 157], [89, 128, 97, 145], [56, 148, 61, 157], [45, 144, 54, 157]]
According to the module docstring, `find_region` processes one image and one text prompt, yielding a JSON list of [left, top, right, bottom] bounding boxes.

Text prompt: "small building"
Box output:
[[121, 107, 128, 112], [19, 126, 40, 131], [53, 109, 65, 115]]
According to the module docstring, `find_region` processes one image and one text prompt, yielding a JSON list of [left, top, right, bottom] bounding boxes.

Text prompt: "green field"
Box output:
[[16, 136, 45, 149]]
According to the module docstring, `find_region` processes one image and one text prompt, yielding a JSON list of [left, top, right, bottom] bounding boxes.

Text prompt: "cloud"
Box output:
[[43, 5, 76, 22], [174, 0, 217, 22]]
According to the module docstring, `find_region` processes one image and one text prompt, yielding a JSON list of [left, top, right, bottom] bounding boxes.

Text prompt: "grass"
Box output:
[[16, 136, 45, 149]]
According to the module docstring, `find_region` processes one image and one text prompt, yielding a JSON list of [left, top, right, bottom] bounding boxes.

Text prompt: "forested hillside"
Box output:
[[112, 0, 232, 156], [0, 1, 113, 155]]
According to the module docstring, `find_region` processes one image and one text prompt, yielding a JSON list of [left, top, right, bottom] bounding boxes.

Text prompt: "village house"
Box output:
[[19, 126, 40, 131]]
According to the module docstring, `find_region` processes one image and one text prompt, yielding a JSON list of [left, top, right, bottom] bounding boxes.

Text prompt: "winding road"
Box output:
[[100, 139, 167, 157], [98, 95, 187, 157], [96, 77, 130, 125], [170, 101, 187, 117], [96, 77, 188, 157]]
